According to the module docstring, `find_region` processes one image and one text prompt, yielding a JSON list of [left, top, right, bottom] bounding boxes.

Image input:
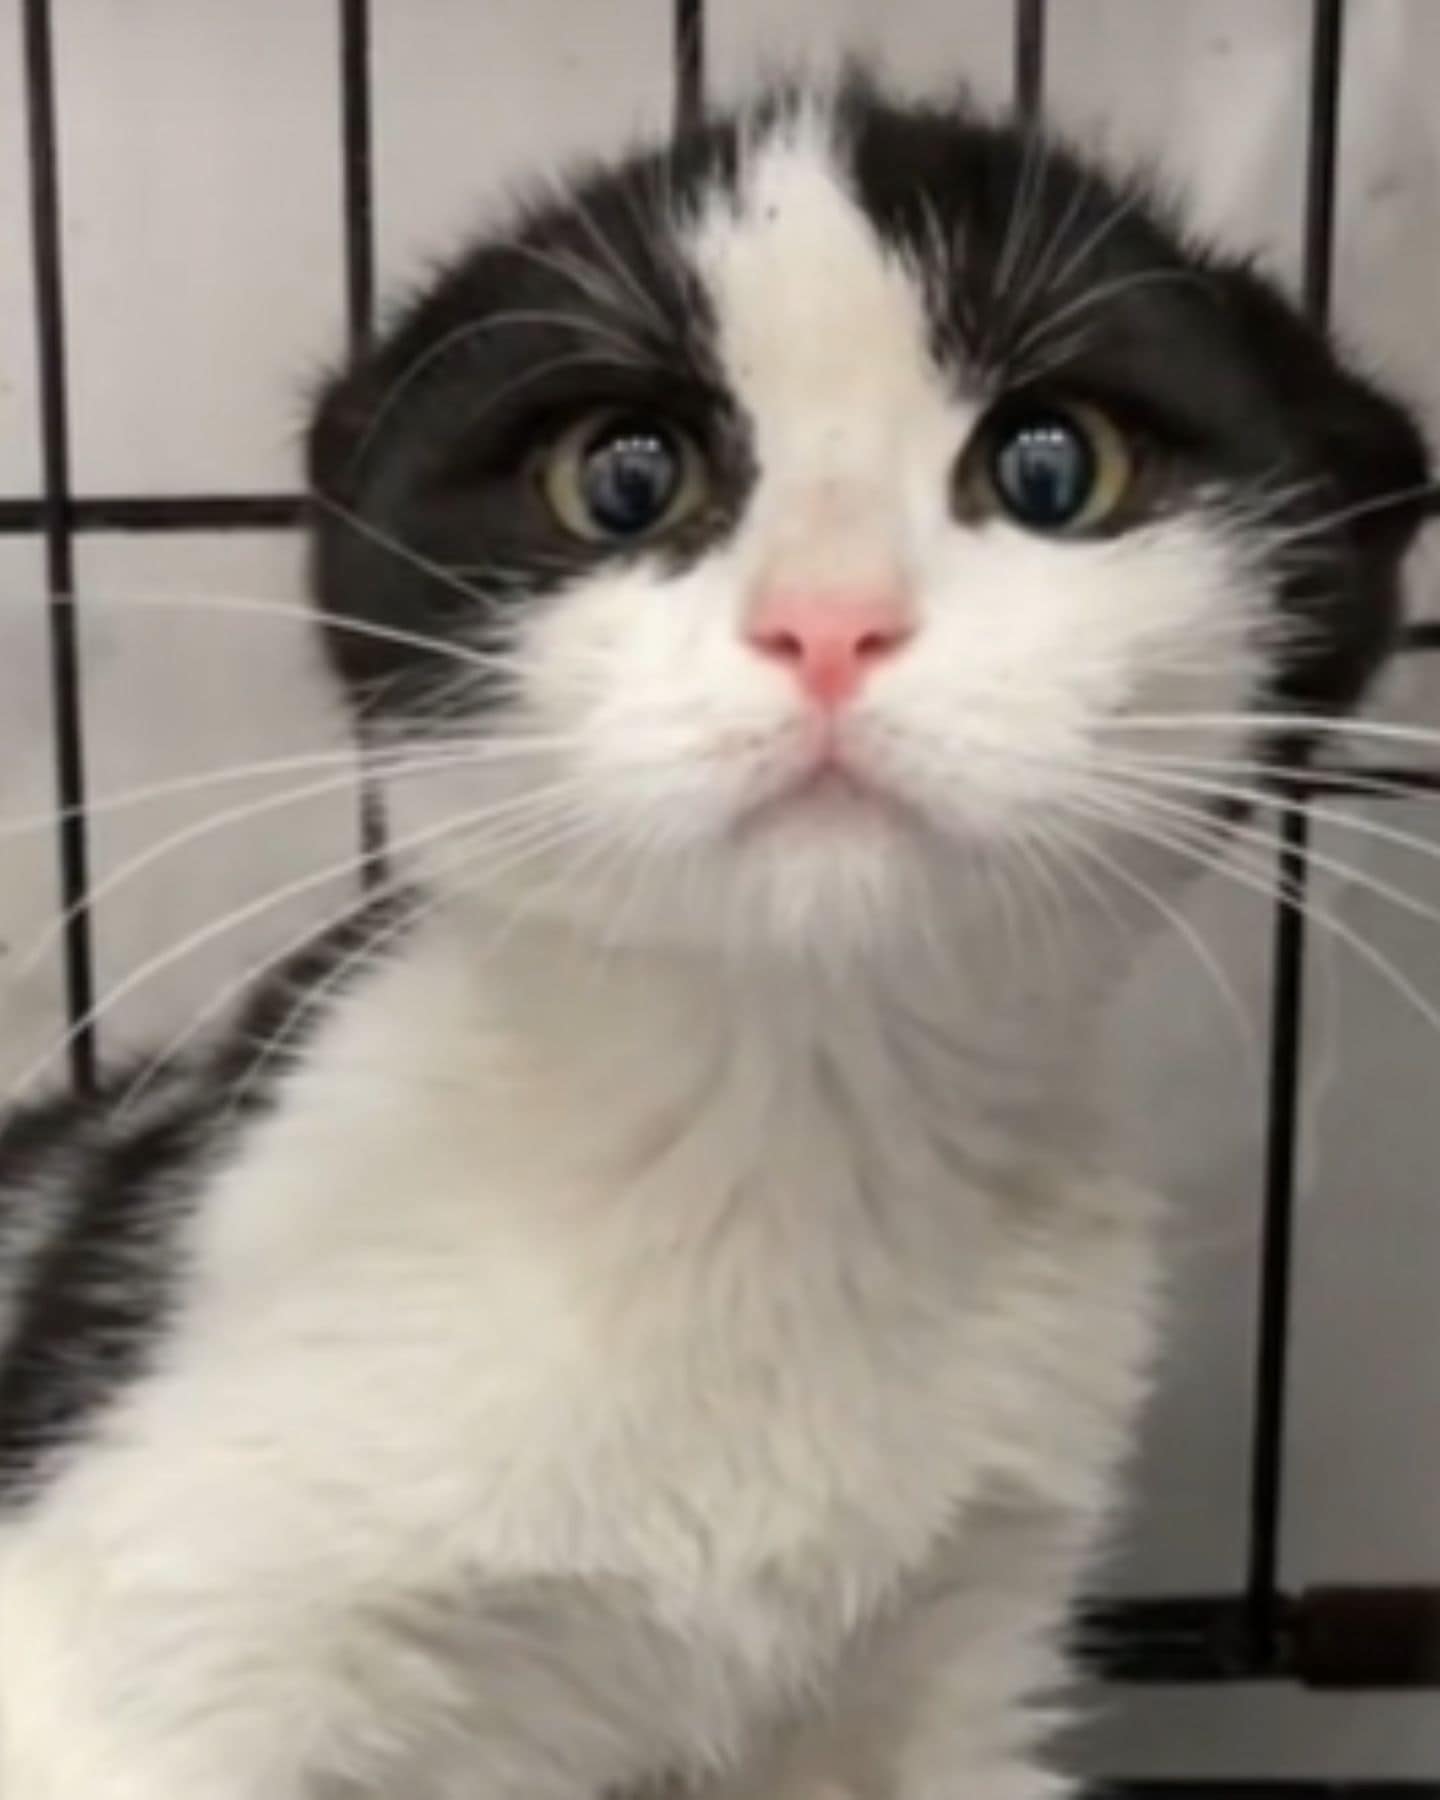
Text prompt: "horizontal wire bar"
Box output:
[[1, 506, 1437, 652], [3, 504, 1436, 691], [0, 493, 305, 532], [1305, 766, 1440, 798], [1084, 1593, 1282, 1685], [0, 499, 1438, 648], [0, 498, 1437, 654], [1083, 1587, 1440, 1688], [1103, 1787, 1440, 1798]]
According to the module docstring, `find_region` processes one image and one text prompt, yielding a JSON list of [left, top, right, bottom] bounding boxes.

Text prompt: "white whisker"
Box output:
[[0, 585, 518, 674], [349, 342, 650, 482], [347, 311, 652, 472], [1046, 811, 1261, 1072], [1088, 751, 1440, 877], [1114, 711, 1440, 751], [1009, 266, 1212, 367], [1058, 787, 1440, 1045], [6, 746, 508, 989], [309, 495, 516, 616], [0, 732, 581, 841], [1249, 477, 1440, 547], [1081, 767, 1440, 937], [115, 791, 590, 1117], [8, 777, 591, 1105], [563, 187, 675, 342], [217, 801, 594, 1121]]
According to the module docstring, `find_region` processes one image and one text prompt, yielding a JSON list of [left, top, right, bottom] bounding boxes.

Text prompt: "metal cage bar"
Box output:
[[337, 0, 388, 878], [339, 0, 376, 358], [1245, 0, 1345, 1663], [675, 0, 706, 132], [1107, 1787, 1440, 1798], [1014, 0, 1047, 117], [20, 0, 95, 1092]]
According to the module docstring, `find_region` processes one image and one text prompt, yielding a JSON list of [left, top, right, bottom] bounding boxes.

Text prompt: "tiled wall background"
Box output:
[[1, 0, 1437, 1782]]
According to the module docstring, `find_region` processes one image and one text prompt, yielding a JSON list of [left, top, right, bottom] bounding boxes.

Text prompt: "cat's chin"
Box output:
[[731, 761, 922, 844], [446, 810, 1014, 976]]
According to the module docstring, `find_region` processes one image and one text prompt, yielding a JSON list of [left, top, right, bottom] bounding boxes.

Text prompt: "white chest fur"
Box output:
[[5, 917, 1157, 1798]]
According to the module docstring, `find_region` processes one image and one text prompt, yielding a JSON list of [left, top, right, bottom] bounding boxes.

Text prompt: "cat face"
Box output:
[[309, 85, 1427, 964]]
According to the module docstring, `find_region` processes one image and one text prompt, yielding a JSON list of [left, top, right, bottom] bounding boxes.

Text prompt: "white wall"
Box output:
[[0, 0, 1437, 1782]]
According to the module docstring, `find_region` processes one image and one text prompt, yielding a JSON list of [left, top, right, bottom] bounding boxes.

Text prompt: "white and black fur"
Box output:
[[0, 80, 1430, 1800]]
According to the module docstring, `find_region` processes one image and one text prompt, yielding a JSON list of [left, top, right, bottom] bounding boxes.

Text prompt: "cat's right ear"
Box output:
[[1207, 257, 1434, 715], [1211, 258, 1433, 556]]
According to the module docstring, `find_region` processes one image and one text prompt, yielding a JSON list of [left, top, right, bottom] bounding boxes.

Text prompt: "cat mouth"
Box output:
[[736, 755, 912, 836]]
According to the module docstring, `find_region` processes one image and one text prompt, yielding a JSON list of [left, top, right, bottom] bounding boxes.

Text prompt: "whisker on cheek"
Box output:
[[0, 729, 586, 842], [1052, 785, 1440, 1046], [1038, 811, 1262, 1074], [9, 776, 593, 1107], [1080, 758, 1440, 902], [1112, 711, 1440, 752], [7, 747, 484, 991], [0, 584, 526, 672], [114, 789, 594, 1118]]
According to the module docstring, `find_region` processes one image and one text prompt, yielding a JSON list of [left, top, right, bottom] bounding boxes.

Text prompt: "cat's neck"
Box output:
[[340, 895, 1115, 1185]]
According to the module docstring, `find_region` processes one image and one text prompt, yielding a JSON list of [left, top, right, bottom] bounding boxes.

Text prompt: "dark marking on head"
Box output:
[[307, 79, 1430, 758]]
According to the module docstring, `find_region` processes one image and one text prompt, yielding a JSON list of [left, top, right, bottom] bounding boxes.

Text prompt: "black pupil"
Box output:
[[582, 422, 680, 536], [991, 413, 1095, 528]]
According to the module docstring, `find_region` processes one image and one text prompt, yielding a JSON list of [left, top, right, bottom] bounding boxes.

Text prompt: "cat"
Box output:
[[0, 74, 1430, 1800]]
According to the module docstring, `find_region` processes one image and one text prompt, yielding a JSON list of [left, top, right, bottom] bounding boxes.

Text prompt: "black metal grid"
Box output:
[[1247, 0, 1346, 1673], [6, 1, 1439, 1791]]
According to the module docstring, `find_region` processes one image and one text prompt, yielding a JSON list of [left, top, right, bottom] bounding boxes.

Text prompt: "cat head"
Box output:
[[307, 81, 1430, 968]]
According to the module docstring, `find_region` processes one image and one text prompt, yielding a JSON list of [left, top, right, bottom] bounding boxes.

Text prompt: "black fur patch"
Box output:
[[0, 1081, 95, 1199], [307, 117, 752, 723], [0, 1078, 216, 1498], [0, 900, 414, 1505]]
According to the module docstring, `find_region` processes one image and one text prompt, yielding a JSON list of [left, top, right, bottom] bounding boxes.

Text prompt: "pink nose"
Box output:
[[745, 588, 914, 708]]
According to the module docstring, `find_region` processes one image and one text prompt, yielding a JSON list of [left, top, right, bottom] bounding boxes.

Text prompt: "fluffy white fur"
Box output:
[[0, 115, 1268, 1799]]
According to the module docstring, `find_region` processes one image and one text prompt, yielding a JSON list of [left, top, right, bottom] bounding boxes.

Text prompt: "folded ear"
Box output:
[[1213, 259, 1432, 553], [1210, 259, 1433, 716]]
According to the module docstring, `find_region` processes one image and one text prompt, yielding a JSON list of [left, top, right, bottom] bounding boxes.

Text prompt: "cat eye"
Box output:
[[540, 410, 710, 544], [962, 399, 1136, 535]]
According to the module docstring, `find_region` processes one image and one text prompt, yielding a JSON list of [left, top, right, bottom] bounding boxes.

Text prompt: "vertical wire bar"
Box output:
[[338, 0, 388, 883], [1301, 0, 1344, 325], [674, 0, 705, 132], [1245, 0, 1345, 1662], [21, 0, 96, 1092], [340, 0, 376, 355], [1014, 0, 1047, 119]]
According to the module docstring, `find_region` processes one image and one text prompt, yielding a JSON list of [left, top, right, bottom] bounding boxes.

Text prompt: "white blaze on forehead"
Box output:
[[686, 112, 971, 591]]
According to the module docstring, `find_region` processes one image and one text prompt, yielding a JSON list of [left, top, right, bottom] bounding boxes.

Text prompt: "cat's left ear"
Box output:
[[1212, 258, 1434, 555], [1209, 257, 1433, 713]]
